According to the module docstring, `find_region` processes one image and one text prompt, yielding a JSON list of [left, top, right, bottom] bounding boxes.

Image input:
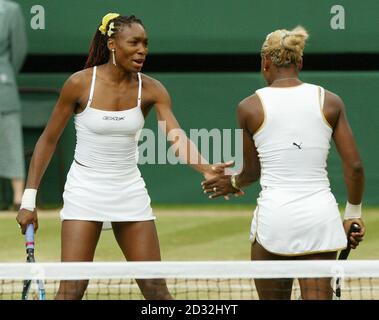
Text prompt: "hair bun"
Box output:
[[261, 26, 309, 67]]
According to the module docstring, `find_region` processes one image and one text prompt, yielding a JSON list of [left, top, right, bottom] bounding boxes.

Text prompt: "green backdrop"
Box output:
[[2, 0, 377, 207], [16, 0, 379, 54], [15, 72, 379, 206]]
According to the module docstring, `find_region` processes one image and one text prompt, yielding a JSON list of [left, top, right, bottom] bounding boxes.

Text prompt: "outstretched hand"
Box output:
[[202, 160, 235, 181], [201, 161, 243, 200], [201, 171, 245, 200]]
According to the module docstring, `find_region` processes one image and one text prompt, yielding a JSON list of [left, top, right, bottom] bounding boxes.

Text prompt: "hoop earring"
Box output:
[[112, 49, 116, 66]]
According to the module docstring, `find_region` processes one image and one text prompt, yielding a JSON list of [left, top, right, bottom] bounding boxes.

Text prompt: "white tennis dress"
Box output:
[[60, 66, 155, 229], [250, 83, 347, 255]]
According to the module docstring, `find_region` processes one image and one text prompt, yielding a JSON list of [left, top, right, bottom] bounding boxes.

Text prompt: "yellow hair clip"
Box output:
[[107, 22, 115, 37], [98, 13, 120, 35]]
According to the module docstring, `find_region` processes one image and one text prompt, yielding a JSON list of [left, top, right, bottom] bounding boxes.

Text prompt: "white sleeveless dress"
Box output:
[[250, 83, 347, 255], [60, 66, 154, 229]]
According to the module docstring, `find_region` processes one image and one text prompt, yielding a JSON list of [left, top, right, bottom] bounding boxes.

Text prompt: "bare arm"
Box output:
[[325, 91, 364, 204], [202, 95, 262, 198], [16, 73, 83, 233], [26, 76, 81, 188], [324, 91, 365, 248], [234, 96, 261, 188]]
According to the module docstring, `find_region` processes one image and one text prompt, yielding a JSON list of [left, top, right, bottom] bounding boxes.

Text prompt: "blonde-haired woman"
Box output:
[[202, 26, 365, 300]]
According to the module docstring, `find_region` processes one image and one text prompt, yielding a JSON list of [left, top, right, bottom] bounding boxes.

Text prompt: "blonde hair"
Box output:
[[261, 26, 309, 67]]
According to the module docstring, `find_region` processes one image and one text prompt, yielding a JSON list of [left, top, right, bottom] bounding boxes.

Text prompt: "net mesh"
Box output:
[[1, 261, 378, 300]]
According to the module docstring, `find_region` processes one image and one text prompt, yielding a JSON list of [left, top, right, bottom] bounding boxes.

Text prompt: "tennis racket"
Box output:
[[21, 224, 46, 300], [334, 222, 361, 299]]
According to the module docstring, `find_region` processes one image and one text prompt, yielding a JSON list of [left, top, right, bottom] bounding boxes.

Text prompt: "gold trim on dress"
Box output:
[[252, 92, 267, 138], [318, 86, 333, 130], [249, 205, 260, 244], [258, 243, 347, 257]]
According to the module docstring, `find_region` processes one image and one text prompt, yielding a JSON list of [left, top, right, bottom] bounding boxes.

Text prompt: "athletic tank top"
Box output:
[[253, 83, 333, 189], [73, 66, 144, 170]]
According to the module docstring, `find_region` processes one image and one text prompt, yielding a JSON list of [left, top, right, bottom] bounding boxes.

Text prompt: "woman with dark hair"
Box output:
[[16, 13, 228, 300], [202, 26, 365, 300]]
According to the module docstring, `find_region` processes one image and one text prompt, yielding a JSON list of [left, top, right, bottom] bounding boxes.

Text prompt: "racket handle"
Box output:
[[338, 223, 361, 260], [25, 224, 35, 250], [346, 223, 361, 248], [349, 223, 361, 234]]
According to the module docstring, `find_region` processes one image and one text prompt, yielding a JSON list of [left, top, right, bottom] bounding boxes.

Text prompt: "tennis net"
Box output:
[[1, 260, 378, 300]]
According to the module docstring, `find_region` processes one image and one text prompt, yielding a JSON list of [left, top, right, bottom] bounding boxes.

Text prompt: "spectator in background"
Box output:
[[0, 0, 28, 210]]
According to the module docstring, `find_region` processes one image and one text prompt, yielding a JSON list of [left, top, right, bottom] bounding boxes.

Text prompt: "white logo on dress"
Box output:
[[102, 116, 126, 121]]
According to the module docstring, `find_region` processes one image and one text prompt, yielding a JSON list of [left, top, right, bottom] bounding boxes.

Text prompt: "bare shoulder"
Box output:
[[323, 89, 346, 129], [140, 73, 167, 91], [140, 73, 170, 104], [324, 90, 345, 109], [237, 94, 264, 133], [238, 94, 262, 115], [58, 68, 93, 102], [64, 68, 92, 89]]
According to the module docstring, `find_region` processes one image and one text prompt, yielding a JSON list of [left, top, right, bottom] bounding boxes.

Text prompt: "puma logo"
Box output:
[[293, 142, 302, 149]]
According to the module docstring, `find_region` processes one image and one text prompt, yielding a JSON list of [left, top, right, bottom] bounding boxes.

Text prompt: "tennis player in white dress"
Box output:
[[60, 66, 153, 229], [16, 13, 230, 300], [202, 26, 365, 300]]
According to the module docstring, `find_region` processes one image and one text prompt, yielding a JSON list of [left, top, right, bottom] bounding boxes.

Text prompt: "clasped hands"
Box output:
[[201, 161, 244, 200]]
